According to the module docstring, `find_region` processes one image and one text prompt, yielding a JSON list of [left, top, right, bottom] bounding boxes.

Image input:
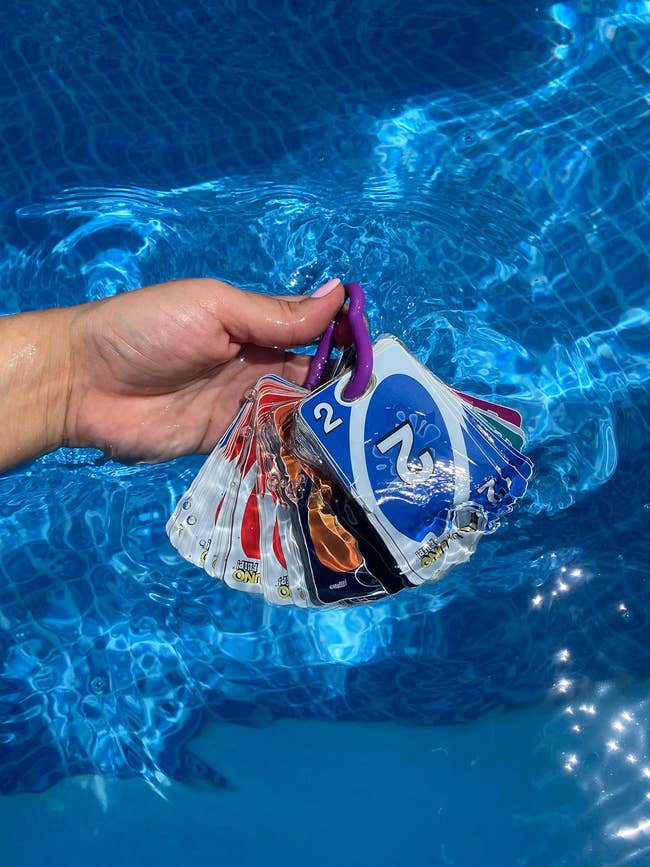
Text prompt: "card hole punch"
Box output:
[[305, 281, 374, 401]]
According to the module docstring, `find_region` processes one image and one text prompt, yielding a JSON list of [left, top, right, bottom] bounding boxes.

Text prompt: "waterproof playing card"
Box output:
[[167, 399, 251, 567], [271, 402, 396, 606], [205, 395, 258, 582], [255, 398, 313, 606], [221, 376, 306, 598], [453, 390, 523, 428], [293, 336, 533, 585]]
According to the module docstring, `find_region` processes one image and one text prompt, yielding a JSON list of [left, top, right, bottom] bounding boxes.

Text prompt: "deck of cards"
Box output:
[[167, 285, 533, 608]]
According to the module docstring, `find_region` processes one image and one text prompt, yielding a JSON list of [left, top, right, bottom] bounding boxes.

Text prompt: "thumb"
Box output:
[[224, 279, 345, 349]]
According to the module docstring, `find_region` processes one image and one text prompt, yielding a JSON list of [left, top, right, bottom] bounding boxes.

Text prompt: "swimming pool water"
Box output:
[[1, 1, 649, 864]]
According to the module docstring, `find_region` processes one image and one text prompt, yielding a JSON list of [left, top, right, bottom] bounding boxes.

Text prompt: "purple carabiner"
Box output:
[[304, 319, 336, 392], [341, 282, 374, 400], [305, 281, 374, 401]]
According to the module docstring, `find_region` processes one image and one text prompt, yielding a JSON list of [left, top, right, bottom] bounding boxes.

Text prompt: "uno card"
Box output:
[[206, 393, 258, 581], [452, 390, 522, 428], [220, 376, 305, 596], [273, 401, 400, 606], [257, 397, 316, 605], [294, 336, 533, 585], [167, 399, 251, 567]]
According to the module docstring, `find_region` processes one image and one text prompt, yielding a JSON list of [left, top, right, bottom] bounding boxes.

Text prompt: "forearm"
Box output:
[[0, 307, 76, 472]]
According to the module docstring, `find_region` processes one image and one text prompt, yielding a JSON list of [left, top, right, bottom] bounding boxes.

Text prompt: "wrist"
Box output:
[[32, 306, 78, 456], [0, 306, 78, 470], [50, 306, 83, 452]]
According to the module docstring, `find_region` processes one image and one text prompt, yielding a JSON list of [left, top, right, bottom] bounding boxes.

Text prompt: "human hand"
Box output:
[[0, 277, 345, 470]]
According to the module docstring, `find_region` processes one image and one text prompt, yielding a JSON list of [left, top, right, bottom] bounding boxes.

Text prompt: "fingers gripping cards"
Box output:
[[292, 336, 533, 587], [167, 338, 533, 607]]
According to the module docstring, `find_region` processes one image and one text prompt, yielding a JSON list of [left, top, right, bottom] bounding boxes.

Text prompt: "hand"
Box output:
[[0, 277, 345, 470]]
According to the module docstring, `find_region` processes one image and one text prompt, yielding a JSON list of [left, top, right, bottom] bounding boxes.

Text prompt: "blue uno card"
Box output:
[[295, 337, 533, 584]]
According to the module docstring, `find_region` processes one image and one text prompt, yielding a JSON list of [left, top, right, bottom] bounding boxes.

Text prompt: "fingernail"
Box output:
[[311, 278, 341, 298]]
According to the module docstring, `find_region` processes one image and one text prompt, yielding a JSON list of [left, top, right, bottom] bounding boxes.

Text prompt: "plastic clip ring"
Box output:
[[305, 281, 374, 401]]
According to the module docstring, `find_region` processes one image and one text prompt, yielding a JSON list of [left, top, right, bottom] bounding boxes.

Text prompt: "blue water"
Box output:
[[1, 0, 649, 863]]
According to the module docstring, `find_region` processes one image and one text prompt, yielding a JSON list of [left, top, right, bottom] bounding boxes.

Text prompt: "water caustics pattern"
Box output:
[[0, 0, 649, 860]]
